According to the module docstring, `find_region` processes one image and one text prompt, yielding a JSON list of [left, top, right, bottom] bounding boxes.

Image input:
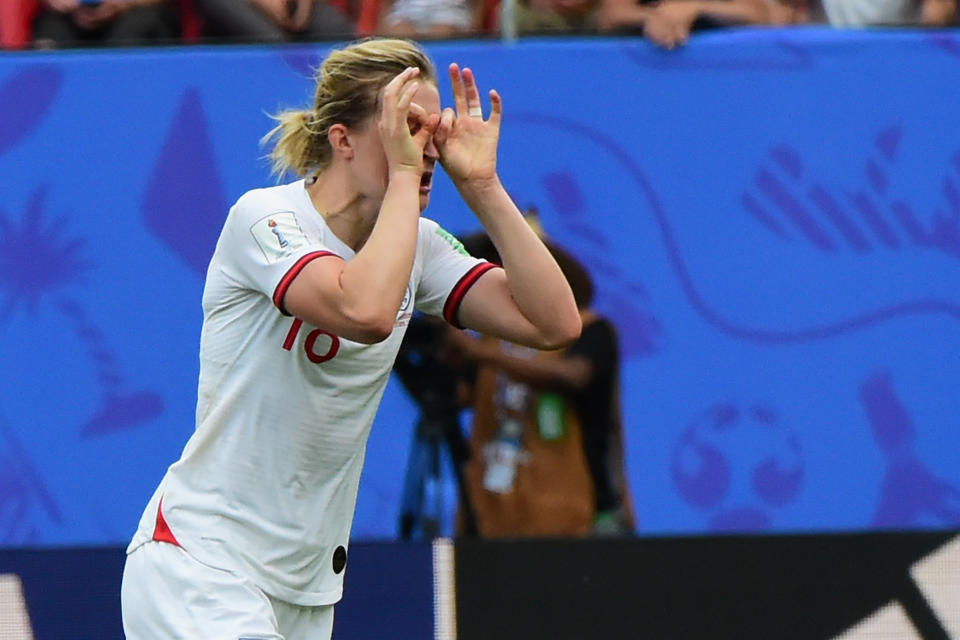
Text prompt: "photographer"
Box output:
[[451, 229, 635, 537]]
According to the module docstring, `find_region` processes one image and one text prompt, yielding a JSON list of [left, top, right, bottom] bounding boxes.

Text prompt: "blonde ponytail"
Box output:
[[262, 109, 324, 178], [263, 38, 436, 179]]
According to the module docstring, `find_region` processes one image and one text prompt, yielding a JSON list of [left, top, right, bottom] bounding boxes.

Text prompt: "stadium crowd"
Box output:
[[0, 0, 956, 51]]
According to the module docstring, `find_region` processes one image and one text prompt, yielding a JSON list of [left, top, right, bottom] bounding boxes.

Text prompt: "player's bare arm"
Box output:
[[435, 63, 581, 350], [448, 328, 594, 389], [284, 67, 440, 343]]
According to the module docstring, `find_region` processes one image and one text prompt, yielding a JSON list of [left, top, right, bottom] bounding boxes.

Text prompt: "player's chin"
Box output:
[[418, 190, 431, 211], [418, 170, 433, 211]]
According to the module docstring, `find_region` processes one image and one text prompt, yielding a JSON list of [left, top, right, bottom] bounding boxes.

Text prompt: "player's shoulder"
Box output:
[[229, 181, 304, 223], [418, 217, 470, 255], [417, 216, 441, 236]]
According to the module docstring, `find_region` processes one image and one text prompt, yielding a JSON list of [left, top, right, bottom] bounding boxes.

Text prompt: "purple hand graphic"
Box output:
[[744, 127, 960, 263]]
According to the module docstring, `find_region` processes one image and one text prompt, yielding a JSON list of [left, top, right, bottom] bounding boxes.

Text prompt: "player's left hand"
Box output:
[[434, 63, 502, 193]]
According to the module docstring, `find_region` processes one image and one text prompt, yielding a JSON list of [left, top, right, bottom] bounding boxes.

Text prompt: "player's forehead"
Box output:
[[410, 82, 441, 116]]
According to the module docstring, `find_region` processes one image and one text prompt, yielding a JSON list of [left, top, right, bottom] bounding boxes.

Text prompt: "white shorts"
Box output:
[[121, 541, 335, 640]]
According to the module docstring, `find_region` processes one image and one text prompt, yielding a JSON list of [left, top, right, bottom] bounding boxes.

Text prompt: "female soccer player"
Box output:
[[120, 38, 580, 639]]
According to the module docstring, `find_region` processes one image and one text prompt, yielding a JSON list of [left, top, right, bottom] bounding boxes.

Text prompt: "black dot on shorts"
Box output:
[[333, 546, 347, 574]]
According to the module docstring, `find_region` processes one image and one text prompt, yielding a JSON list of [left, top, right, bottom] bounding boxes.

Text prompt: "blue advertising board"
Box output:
[[0, 29, 958, 546]]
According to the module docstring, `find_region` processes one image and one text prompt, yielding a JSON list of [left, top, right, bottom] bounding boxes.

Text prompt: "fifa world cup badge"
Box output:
[[268, 219, 289, 248], [250, 212, 307, 263]]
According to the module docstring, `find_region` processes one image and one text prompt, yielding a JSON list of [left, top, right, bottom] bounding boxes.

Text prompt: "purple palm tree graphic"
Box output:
[[0, 188, 87, 319], [0, 411, 63, 544], [0, 187, 163, 436], [860, 371, 960, 528]]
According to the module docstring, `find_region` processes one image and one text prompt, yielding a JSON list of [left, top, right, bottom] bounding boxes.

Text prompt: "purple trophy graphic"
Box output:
[[860, 371, 960, 528]]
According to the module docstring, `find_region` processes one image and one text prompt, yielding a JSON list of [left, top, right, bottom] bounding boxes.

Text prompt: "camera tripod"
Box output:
[[399, 395, 479, 539]]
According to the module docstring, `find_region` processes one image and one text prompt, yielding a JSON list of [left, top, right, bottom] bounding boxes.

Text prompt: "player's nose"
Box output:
[[424, 136, 439, 161]]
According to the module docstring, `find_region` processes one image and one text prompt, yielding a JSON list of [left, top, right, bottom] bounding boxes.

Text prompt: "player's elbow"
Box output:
[[347, 325, 393, 344], [536, 314, 582, 351], [556, 315, 584, 348], [342, 307, 396, 344]]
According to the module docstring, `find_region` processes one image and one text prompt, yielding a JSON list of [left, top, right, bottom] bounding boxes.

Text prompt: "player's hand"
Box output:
[[379, 67, 441, 176], [434, 63, 502, 193]]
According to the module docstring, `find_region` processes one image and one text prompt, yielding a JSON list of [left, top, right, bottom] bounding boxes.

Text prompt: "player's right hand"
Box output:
[[379, 67, 440, 176]]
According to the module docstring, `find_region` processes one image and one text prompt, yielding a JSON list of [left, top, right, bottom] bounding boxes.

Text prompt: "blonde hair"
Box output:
[[263, 38, 436, 178]]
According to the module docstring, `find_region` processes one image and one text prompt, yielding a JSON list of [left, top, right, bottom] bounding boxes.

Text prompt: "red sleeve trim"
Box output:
[[152, 496, 180, 547], [443, 262, 499, 329], [272, 251, 339, 316]]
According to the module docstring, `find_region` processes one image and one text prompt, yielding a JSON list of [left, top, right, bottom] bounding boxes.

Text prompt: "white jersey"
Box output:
[[127, 180, 494, 606]]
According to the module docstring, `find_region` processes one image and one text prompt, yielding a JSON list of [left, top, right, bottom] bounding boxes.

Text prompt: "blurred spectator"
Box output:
[[512, 0, 600, 33], [596, 0, 801, 48], [596, 0, 955, 50], [376, 0, 481, 38], [812, 0, 956, 26], [452, 228, 635, 538], [194, 0, 355, 43], [474, 0, 600, 34], [32, 0, 180, 48]]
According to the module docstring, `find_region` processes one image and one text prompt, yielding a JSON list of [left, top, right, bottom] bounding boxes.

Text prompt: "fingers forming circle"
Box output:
[[396, 80, 420, 113], [383, 67, 420, 111], [448, 63, 468, 116]]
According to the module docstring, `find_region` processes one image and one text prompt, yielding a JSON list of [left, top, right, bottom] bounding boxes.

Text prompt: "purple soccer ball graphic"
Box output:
[[671, 403, 803, 532]]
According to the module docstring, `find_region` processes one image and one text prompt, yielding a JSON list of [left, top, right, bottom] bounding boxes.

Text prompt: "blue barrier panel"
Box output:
[[0, 29, 958, 546], [0, 547, 125, 639], [0, 543, 433, 639], [334, 541, 434, 640]]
